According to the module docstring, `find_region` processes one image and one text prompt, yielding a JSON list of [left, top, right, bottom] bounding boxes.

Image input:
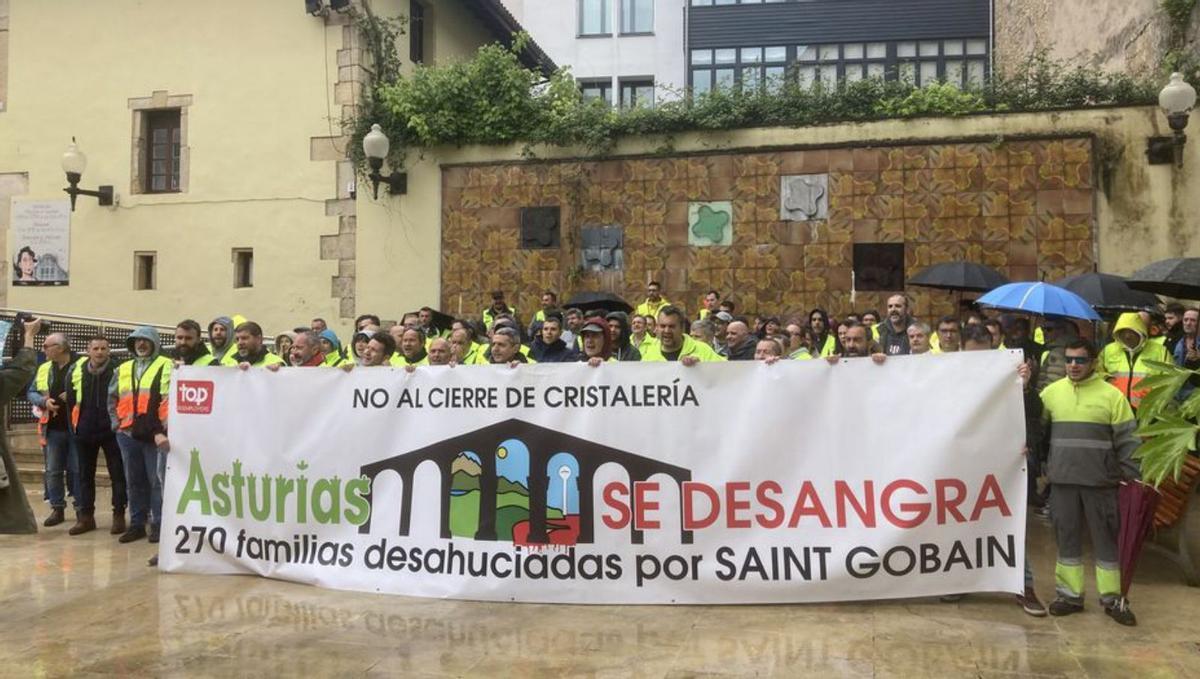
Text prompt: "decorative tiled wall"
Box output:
[[440, 138, 1094, 322]]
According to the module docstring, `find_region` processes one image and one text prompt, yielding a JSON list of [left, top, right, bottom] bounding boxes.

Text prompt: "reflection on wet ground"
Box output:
[[3, 489, 1199, 677]]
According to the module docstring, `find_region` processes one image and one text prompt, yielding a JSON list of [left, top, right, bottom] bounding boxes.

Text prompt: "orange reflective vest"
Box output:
[[114, 356, 172, 432], [1100, 341, 1170, 409]]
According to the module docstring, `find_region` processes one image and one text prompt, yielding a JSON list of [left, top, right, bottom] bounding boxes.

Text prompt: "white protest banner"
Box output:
[[161, 352, 1027, 604], [9, 200, 70, 286]]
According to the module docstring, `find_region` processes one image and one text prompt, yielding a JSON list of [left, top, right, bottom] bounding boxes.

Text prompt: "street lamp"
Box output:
[[61, 138, 114, 211], [1147, 72, 1196, 167], [361, 123, 407, 199]]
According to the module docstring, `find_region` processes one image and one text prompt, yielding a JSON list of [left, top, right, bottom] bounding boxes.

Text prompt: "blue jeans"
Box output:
[[43, 429, 79, 510], [117, 433, 162, 528]]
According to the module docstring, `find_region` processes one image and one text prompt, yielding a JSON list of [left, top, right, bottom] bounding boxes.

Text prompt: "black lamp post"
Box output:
[[362, 124, 407, 199], [61, 138, 114, 211], [1147, 73, 1196, 168]]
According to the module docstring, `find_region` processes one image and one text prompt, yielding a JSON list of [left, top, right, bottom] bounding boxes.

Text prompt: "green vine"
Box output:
[[346, 37, 1159, 172], [1161, 0, 1199, 80]]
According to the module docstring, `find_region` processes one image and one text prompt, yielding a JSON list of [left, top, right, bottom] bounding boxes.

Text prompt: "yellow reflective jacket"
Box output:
[[641, 335, 726, 362], [1100, 312, 1169, 408], [1040, 372, 1140, 486]]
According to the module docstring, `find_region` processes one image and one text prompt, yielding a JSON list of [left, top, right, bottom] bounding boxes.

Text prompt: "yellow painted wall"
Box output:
[[0, 0, 346, 333], [357, 105, 1200, 319]]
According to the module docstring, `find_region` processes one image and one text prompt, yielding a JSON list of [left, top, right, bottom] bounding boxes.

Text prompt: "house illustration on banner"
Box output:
[[358, 419, 693, 545]]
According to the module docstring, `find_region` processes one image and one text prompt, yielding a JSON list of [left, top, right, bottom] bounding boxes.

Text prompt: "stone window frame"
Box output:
[[133, 251, 157, 291], [128, 91, 193, 195], [0, 0, 9, 113]]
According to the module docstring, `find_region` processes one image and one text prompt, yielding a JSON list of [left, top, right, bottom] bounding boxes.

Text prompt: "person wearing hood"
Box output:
[[529, 313, 579, 363], [230, 322, 285, 370], [1, 318, 47, 534], [207, 316, 237, 366], [319, 329, 350, 367], [1099, 312, 1169, 409], [65, 335, 128, 537], [108, 326, 173, 544], [606, 311, 641, 361], [579, 317, 615, 365], [27, 332, 84, 528]]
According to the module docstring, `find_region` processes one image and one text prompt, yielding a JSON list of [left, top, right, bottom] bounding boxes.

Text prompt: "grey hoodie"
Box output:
[[107, 326, 164, 431], [208, 316, 236, 363]]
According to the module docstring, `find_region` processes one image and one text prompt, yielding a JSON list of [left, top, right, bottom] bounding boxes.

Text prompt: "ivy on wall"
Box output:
[[1162, 0, 1199, 82], [346, 17, 1159, 172]]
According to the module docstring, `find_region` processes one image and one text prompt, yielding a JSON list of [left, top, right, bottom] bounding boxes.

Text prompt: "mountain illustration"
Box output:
[[451, 452, 481, 476]]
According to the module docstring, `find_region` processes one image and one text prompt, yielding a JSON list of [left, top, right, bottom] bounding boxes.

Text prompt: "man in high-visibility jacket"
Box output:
[[229, 321, 286, 370], [634, 280, 671, 320], [317, 329, 350, 368], [206, 316, 237, 366], [26, 332, 82, 528], [65, 335, 127, 537], [1099, 312, 1169, 409], [1041, 338, 1141, 626], [108, 326, 172, 544], [390, 327, 430, 367], [449, 328, 487, 365], [641, 306, 725, 364], [698, 290, 720, 320], [172, 319, 215, 367], [482, 290, 518, 333]]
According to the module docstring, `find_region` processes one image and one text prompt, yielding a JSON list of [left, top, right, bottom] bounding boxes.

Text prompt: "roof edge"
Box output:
[[462, 0, 557, 76]]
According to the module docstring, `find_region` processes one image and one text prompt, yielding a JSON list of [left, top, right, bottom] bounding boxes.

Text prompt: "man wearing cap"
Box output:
[[578, 317, 614, 365], [482, 291, 517, 332], [711, 311, 733, 353]]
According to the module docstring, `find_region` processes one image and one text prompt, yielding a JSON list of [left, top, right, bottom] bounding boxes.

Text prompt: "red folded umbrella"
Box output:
[[1118, 481, 1160, 596]]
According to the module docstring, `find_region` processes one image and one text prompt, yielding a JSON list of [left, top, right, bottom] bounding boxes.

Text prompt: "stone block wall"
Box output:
[[440, 137, 1096, 322]]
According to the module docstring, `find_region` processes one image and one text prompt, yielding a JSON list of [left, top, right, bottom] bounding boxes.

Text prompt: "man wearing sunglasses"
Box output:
[[1040, 339, 1141, 626]]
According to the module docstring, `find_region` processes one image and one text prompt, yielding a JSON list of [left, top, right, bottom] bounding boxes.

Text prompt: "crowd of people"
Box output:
[[7, 280, 1198, 624]]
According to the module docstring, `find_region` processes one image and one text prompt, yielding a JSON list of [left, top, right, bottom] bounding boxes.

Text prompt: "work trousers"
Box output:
[[1050, 483, 1121, 606], [75, 434, 127, 514]]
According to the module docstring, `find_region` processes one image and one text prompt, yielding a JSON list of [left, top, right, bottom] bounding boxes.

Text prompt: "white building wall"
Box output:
[[503, 0, 686, 101]]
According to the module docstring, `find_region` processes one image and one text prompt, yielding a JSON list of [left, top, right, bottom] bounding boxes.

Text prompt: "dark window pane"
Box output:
[[853, 243, 905, 291]]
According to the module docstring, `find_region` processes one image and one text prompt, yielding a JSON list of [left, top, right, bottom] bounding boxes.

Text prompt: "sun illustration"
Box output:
[[496, 446, 508, 459]]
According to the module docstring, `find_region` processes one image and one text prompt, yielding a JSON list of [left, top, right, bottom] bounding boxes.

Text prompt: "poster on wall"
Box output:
[[9, 200, 70, 286]]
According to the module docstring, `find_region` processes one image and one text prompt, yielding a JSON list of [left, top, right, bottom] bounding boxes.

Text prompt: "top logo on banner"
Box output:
[[177, 380, 214, 415]]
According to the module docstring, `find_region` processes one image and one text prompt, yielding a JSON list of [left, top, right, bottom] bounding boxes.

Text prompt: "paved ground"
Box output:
[[2, 487, 1199, 678]]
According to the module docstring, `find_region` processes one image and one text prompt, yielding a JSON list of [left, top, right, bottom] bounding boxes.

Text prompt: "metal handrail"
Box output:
[[0, 308, 175, 331]]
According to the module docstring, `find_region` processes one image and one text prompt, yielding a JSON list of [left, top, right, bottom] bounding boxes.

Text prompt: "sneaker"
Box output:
[[1048, 598, 1084, 616], [148, 555, 159, 568], [119, 525, 147, 543], [939, 594, 966, 603], [1105, 598, 1137, 627], [1016, 588, 1047, 617], [1033, 505, 1051, 521], [148, 524, 160, 544]]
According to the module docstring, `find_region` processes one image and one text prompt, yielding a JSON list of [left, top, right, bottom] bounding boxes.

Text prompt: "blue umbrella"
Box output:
[[976, 282, 1101, 321]]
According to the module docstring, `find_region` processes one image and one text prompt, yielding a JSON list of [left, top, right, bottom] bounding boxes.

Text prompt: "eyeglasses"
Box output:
[[1064, 356, 1091, 365]]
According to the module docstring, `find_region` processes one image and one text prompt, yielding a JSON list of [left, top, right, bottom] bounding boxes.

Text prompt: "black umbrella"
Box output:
[[1051, 272, 1160, 312], [908, 262, 1009, 292], [564, 291, 633, 315], [1126, 258, 1200, 300]]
